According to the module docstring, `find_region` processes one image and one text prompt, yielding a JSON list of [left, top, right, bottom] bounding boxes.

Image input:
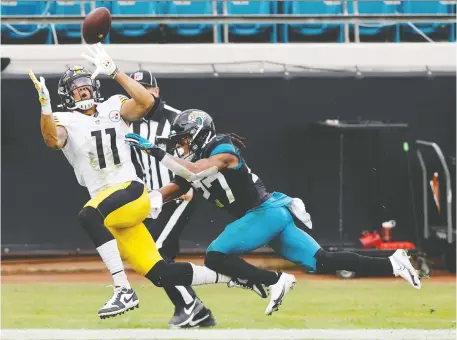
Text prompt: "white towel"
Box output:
[[148, 190, 163, 219], [287, 198, 312, 229]]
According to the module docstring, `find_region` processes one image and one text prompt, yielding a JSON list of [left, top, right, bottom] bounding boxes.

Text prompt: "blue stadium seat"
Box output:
[[282, 1, 343, 42], [227, 1, 277, 42], [50, 1, 108, 42], [450, 2, 456, 42], [111, 1, 159, 38], [1, 1, 52, 43], [163, 1, 216, 37], [401, 1, 453, 39], [347, 1, 400, 40]]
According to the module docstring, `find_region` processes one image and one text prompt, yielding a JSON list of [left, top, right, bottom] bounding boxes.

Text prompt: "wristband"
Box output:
[[148, 147, 166, 161], [41, 103, 52, 115], [110, 67, 120, 79]]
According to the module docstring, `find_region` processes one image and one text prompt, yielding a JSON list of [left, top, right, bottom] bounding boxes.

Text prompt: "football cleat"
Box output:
[[168, 298, 204, 328], [265, 272, 296, 316], [389, 249, 422, 290], [98, 286, 139, 319], [185, 307, 217, 328], [228, 278, 269, 298]]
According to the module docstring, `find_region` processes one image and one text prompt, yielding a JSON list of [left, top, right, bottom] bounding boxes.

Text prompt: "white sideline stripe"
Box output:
[[1, 329, 455, 340]]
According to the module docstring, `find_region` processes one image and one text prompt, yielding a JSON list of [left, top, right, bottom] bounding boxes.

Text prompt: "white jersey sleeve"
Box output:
[[100, 94, 128, 113]]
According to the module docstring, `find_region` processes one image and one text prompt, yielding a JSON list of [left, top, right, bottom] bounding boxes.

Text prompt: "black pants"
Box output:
[[144, 198, 198, 310]]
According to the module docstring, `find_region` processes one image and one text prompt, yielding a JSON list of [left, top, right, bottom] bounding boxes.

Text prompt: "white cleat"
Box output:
[[389, 249, 422, 290], [264, 272, 296, 315], [98, 286, 139, 319]]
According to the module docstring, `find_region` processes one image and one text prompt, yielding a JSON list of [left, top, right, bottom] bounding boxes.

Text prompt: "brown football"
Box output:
[[82, 7, 112, 44]]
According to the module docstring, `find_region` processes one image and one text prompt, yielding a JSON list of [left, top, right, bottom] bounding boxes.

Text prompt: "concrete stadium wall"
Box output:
[[2, 43, 455, 75], [1, 75, 455, 255]]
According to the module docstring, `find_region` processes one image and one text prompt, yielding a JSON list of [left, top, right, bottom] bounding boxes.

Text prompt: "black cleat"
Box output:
[[168, 298, 204, 328], [186, 307, 216, 328], [228, 278, 269, 298]]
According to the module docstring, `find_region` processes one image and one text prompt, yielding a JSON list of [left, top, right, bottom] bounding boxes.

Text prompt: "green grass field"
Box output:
[[2, 279, 455, 329]]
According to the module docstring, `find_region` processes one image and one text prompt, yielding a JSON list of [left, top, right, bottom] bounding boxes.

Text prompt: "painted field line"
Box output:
[[1, 329, 455, 340]]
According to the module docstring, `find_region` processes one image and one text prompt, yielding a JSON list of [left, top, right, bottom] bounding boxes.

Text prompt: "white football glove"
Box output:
[[148, 190, 163, 219], [82, 43, 119, 80], [29, 70, 52, 115]]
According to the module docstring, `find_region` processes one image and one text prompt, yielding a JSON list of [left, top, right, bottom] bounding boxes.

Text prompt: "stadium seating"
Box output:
[[346, 1, 400, 41], [163, 0, 218, 39], [0, 0, 454, 43], [401, 1, 455, 41], [1, 1, 52, 43], [282, 1, 344, 42], [226, 1, 277, 42], [50, 1, 108, 43], [110, 1, 160, 40]]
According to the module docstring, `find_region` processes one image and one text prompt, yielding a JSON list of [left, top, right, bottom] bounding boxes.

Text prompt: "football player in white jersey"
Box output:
[[30, 44, 266, 320]]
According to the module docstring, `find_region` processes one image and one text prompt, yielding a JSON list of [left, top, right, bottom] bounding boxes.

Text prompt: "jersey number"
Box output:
[[192, 173, 235, 204], [91, 128, 120, 169]]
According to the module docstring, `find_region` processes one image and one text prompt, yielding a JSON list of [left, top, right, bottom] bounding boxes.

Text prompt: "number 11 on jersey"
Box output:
[[91, 128, 120, 169]]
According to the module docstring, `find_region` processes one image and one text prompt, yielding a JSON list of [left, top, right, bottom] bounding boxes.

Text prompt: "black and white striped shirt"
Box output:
[[130, 99, 181, 191]]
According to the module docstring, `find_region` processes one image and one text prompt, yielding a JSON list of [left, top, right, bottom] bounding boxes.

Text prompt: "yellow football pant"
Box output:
[[84, 180, 162, 276]]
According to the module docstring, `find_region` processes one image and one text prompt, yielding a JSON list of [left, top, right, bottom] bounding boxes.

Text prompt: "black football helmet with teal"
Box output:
[[168, 109, 216, 161], [58, 66, 101, 111]]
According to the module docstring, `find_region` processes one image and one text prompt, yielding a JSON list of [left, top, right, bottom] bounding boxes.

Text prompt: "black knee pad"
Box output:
[[77, 207, 113, 248], [145, 260, 167, 287], [205, 251, 226, 271], [78, 207, 101, 229], [145, 260, 193, 287]]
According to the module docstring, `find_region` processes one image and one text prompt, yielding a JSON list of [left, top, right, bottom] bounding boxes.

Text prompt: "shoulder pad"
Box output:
[[203, 134, 238, 159]]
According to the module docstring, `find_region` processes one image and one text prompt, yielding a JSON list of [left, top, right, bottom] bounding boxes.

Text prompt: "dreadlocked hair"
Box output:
[[225, 132, 247, 149]]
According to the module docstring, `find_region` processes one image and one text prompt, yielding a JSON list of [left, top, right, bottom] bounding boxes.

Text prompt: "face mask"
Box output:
[[75, 99, 95, 111]]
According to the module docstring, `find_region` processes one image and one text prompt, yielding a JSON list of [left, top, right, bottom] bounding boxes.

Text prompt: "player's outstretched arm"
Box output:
[[115, 71, 154, 121], [82, 43, 153, 121], [41, 116, 68, 150], [126, 133, 238, 181], [29, 70, 68, 149]]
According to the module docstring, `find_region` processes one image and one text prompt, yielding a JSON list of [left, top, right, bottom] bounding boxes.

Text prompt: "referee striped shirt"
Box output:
[[130, 100, 181, 191]]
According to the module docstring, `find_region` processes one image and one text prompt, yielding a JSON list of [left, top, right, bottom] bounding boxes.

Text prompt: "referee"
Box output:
[[129, 70, 216, 328]]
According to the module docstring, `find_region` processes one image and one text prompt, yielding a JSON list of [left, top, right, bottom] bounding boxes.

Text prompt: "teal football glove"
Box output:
[[125, 132, 153, 150], [125, 133, 166, 161]]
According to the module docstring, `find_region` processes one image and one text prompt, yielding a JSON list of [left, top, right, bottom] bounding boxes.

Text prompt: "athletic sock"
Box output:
[[190, 263, 231, 285], [145, 260, 231, 287], [206, 252, 279, 286], [97, 239, 130, 288]]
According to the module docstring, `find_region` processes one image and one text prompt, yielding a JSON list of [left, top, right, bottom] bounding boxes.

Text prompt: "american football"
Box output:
[[82, 7, 111, 44]]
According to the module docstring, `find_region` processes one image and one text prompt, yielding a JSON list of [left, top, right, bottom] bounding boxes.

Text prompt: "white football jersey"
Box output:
[[54, 95, 142, 197]]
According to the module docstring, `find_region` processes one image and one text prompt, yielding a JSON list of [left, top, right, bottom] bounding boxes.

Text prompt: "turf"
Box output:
[[2, 279, 455, 329]]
